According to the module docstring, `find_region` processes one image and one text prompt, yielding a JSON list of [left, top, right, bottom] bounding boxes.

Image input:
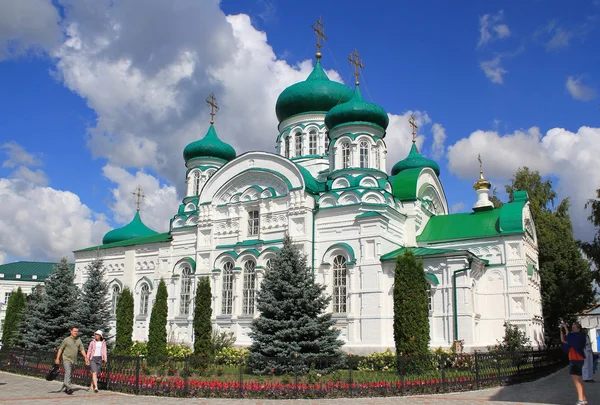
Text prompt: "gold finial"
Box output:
[[348, 49, 364, 86], [473, 154, 491, 190], [478, 153, 484, 179], [312, 16, 327, 60], [409, 114, 418, 143], [206, 93, 219, 124], [132, 186, 146, 212]]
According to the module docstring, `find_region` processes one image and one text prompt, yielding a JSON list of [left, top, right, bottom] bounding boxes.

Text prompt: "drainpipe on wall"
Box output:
[[311, 204, 319, 278], [452, 257, 473, 342]]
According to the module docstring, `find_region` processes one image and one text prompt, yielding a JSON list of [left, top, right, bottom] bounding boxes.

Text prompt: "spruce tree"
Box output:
[[21, 258, 79, 350], [193, 277, 212, 356], [393, 249, 430, 357], [74, 258, 111, 345], [18, 285, 44, 348], [147, 279, 168, 361], [1, 287, 27, 348], [249, 235, 342, 373], [115, 287, 134, 355]]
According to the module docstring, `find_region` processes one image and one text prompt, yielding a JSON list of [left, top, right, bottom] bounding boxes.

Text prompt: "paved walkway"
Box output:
[[0, 368, 596, 404]]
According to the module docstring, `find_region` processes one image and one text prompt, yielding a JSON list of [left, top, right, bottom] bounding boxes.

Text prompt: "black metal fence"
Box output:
[[0, 348, 567, 398]]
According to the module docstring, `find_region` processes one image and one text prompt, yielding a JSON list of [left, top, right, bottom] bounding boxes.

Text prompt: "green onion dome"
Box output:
[[183, 124, 236, 163], [324, 86, 389, 131], [391, 143, 441, 176], [102, 211, 159, 245], [275, 59, 353, 122]]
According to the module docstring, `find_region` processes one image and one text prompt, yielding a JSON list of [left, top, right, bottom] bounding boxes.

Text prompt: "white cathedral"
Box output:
[[73, 38, 544, 354]]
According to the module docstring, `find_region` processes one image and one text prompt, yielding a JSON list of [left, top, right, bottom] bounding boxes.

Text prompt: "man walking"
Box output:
[[561, 321, 588, 405], [55, 327, 88, 395]]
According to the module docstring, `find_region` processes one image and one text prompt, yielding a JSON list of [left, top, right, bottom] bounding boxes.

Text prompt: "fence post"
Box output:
[[474, 351, 480, 390], [441, 354, 446, 392], [398, 355, 405, 395], [183, 357, 189, 397], [294, 354, 299, 397], [238, 359, 243, 397], [135, 357, 141, 395], [348, 355, 353, 385], [105, 356, 111, 391], [496, 352, 502, 383]]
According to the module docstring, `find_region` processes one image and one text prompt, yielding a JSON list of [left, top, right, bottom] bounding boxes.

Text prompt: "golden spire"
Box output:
[[206, 93, 219, 124], [473, 154, 491, 190], [312, 16, 327, 60], [348, 49, 364, 86], [132, 186, 146, 212], [409, 114, 418, 144]]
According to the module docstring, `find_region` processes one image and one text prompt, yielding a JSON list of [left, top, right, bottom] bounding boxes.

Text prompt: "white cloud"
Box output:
[[0, 0, 61, 59], [2, 142, 42, 168], [447, 126, 600, 241], [535, 20, 595, 52], [566, 76, 597, 101], [450, 202, 465, 214], [478, 10, 510, 48], [431, 123, 447, 160], [480, 55, 507, 84]]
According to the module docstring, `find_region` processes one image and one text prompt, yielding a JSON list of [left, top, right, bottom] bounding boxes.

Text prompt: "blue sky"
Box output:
[[0, 0, 599, 263]]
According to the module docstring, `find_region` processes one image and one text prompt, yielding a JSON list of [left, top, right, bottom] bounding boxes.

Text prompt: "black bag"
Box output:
[[46, 364, 60, 381]]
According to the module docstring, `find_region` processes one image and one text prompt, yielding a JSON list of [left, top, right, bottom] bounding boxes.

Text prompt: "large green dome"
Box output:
[[275, 59, 353, 122], [183, 124, 236, 163], [102, 211, 159, 245], [391, 143, 440, 176], [324, 86, 389, 131]]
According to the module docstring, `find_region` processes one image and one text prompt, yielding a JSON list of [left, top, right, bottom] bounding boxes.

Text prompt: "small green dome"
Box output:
[[324, 86, 389, 131], [391, 143, 441, 176], [275, 60, 353, 122], [102, 211, 159, 245], [183, 124, 236, 163]]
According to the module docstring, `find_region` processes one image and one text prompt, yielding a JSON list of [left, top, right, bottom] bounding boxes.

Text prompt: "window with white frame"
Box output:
[[341, 142, 351, 169], [333, 255, 347, 313], [140, 284, 150, 316], [221, 262, 234, 315], [248, 210, 260, 236], [325, 133, 330, 153], [427, 283, 433, 312], [193, 171, 201, 195], [374, 146, 380, 170], [179, 266, 192, 315], [359, 141, 369, 168], [309, 130, 317, 155], [111, 285, 121, 316], [266, 258, 274, 272], [242, 260, 257, 315], [285, 137, 290, 158], [4, 292, 12, 303], [295, 132, 302, 156]]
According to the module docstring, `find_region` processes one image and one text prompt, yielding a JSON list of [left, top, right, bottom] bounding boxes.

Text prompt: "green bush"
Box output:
[[212, 330, 236, 353], [357, 349, 396, 372], [166, 343, 193, 358], [214, 346, 249, 365]]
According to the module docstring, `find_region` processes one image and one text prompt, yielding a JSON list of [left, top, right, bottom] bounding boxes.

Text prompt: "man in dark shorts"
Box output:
[[561, 321, 588, 405]]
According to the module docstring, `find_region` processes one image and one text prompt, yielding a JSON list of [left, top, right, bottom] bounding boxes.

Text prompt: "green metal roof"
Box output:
[[0, 261, 74, 282], [325, 86, 389, 131], [391, 143, 440, 177], [380, 246, 462, 261], [425, 273, 440, 285], [294, 163, 326, 194], [275, 59, 353, 122], [417, 196, 528, 243], [75, 232, 171, 252], [183, 124, 236, 163], [102, 211, 159, 245], [389, 167, 422, 200], [355, 211, 384, 219]]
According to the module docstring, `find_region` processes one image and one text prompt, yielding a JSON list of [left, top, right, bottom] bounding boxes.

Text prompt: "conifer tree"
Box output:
[[21, 258, 79, 350], [114, 287, 134, 355], [193, 277, 212, 356], [147, 279, 168, 361], [18, 285, 44, 348], [1, 287, 27, 348], [249, 235, 342, 373], [393, 249, 430, 357], [74, 258, 111, 344]]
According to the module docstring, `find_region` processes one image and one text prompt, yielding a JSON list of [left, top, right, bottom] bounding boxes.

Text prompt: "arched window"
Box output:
[[295, 132, 302, 156], [111, 285, 121, 316], [285, 137, 291, 158], [243, 260, 256, 315], [341, 143, 351, 169], [333, 255, 347, 313], [193, 171, 201, 195], [179, 266, 192, 315], [221, 262, 234, 315], [359, 141, 369, 168], [374, 146, 380, 170], [266, 258, 274, 272], [427, 283, 434, 312], [325, 132, 330, 153], [140, 284, 150, 316], [309, 130, 317, 155]]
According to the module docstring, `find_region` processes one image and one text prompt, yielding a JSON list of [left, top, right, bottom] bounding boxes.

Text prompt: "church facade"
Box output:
[[73, 46, 543, 354]]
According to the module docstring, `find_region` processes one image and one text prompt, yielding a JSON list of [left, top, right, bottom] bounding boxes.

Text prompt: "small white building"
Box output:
[[73, 50, 544, 354]]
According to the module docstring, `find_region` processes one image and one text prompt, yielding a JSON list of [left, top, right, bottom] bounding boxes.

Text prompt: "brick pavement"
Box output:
[[0, 368, 597, 404]]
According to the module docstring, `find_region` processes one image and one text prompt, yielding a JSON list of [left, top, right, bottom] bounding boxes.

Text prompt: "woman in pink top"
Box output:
[[87, 330, 107, 393]]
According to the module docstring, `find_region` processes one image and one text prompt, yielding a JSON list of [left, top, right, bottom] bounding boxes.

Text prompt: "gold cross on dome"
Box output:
[[312, 16, 327, 59], [132, 186, 146, 212], [409, 114, 418, 143], [206, 93, 219, 124], [348, 49, 364, 86], [478, 153, 484, 177]]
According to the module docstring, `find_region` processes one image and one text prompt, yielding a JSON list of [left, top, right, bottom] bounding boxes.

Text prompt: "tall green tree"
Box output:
[[147, 279, 168, 360], [21, 258, 79, 350], [506, 167, 595, 343], [18, 285, 44, 347], [580, 187, 600, 283], [74, 258, 111, 344], [249, 235, 342, 373], [1, 287, 27, 348], [193, 277, 212, 356], [114, 287, 134, 355], [393, 249, 430, 357]]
